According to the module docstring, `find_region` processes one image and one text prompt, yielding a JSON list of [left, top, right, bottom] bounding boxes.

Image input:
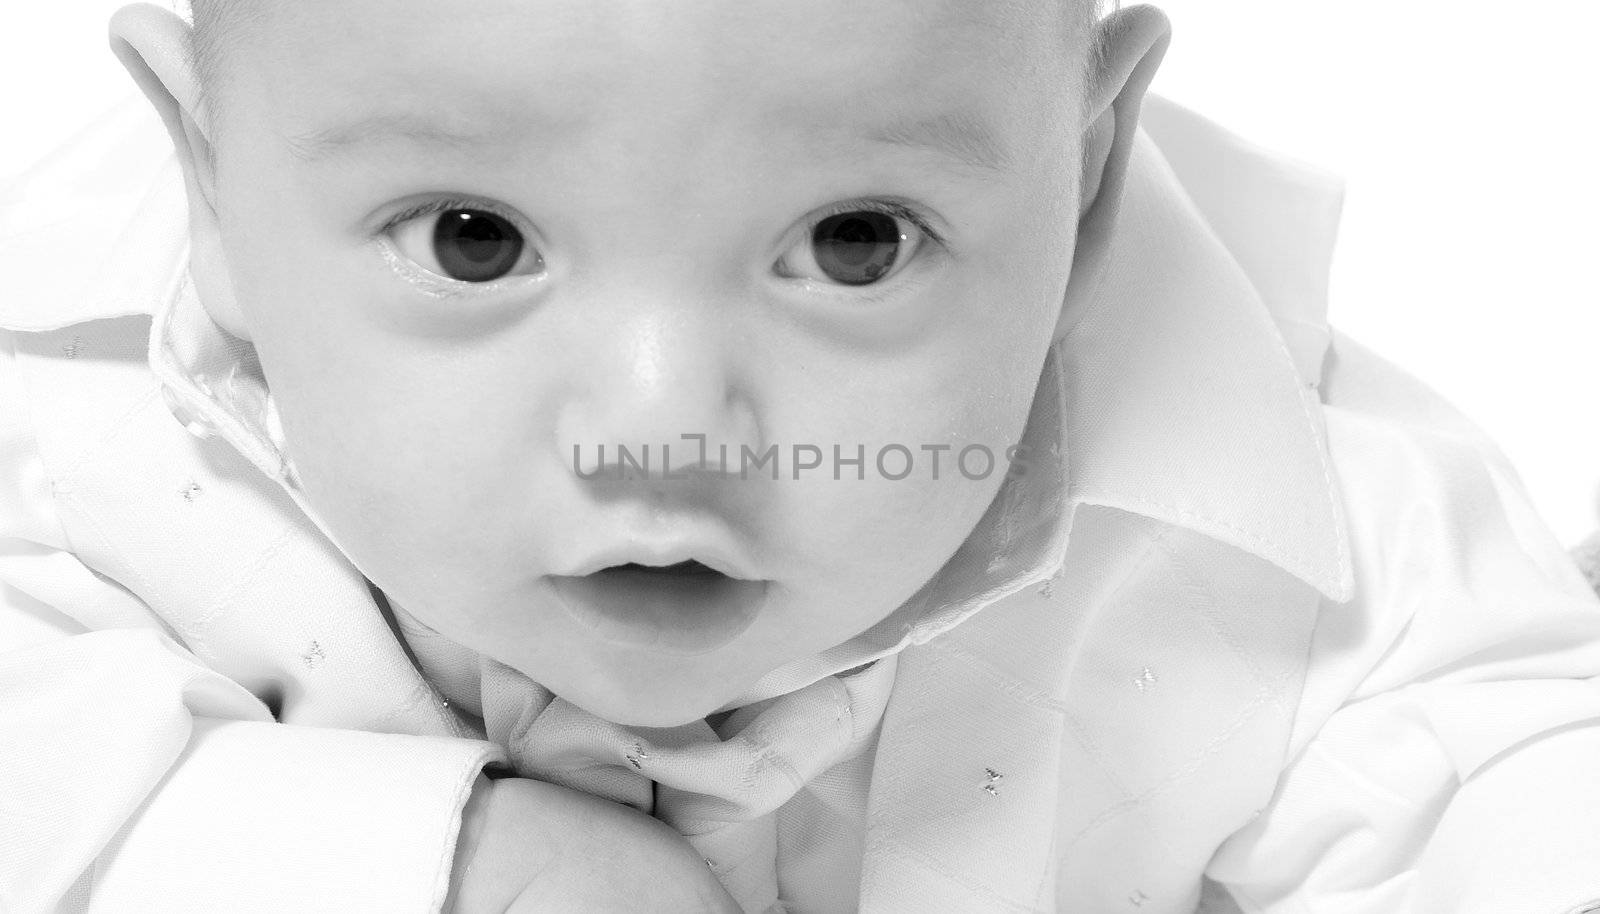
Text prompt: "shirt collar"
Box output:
[[1060, 97, 1354, 605], [0, 95, 1353, 705]]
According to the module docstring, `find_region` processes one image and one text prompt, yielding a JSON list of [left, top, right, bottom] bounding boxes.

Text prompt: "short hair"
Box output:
[[184, 0, 262, 129]]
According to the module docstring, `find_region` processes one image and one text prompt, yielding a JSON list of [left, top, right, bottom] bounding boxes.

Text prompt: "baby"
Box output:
[[6, 0, 1600, 912]]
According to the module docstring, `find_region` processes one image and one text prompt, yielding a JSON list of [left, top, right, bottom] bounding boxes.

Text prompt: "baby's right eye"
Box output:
[[385, 202, 546, 284]]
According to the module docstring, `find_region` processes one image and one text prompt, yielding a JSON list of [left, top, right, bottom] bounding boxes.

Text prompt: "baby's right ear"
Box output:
[[109, 3, 251, 341]]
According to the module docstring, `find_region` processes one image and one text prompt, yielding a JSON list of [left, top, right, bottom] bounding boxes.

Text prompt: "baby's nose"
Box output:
[[556, 307, 762, 479]]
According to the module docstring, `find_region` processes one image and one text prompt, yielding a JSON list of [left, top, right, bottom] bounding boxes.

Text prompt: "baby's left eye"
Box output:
[[777, 208, 927, 287]]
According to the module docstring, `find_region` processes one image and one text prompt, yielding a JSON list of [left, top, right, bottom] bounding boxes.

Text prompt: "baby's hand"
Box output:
[[447, 774, 741, 914]]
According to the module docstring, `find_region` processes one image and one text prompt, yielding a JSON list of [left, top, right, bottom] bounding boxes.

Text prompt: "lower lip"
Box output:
[[548, 567, 768, 656]]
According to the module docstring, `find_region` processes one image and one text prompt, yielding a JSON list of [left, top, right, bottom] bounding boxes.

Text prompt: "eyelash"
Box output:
[[812, 198, 946, 249], [378, 195, 522, 237]]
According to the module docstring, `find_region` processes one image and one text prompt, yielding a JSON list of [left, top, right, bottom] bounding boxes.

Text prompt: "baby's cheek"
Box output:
[[810, 468, 1001, 592]]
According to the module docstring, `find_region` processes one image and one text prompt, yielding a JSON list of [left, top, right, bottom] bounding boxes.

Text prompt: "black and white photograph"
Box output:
[[3, 2, 1600, 912]]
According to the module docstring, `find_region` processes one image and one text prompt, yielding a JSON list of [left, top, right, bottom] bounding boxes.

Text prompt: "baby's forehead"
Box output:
[[198, 0, 1089, 101], [205, 0, 1088, 163], [200, 0, 1084, 45]]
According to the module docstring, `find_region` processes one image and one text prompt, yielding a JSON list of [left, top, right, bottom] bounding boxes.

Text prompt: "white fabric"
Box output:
[[3, 93, 1600, 914]]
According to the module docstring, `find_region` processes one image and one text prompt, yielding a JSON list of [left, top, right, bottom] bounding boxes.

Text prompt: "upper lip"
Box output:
[[556, 534, 757, 581]]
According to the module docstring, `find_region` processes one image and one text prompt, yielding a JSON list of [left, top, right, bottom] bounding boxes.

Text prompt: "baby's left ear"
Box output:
[[1056, 5, 1172, 342], [109, 3, 251, 341]]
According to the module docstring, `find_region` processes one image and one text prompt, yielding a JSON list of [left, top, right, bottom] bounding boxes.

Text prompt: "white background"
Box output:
[[5, 2, 1599, 544]]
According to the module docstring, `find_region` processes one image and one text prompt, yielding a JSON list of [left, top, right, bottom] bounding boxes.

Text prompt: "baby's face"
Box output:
[[209, 0, 1087, 725]]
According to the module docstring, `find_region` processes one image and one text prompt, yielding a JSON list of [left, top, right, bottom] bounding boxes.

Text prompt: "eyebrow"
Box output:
[[282, 107, 1015, 177], [282, 113, 520, 163], [865, 111, 1015, 175]]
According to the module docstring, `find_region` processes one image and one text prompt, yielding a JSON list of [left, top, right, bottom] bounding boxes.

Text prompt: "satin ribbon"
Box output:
[[471, 654, 897, 913]]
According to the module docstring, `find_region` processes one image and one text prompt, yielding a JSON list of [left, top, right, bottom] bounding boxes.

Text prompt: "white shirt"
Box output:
[[4, 94, 1600, 914]]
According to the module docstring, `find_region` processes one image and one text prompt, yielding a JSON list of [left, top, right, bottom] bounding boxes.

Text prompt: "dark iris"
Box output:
[[812, 211, 902, 286], [432, 209, 525, 282]]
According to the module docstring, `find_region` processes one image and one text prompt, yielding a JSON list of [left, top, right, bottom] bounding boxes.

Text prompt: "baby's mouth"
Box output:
[[548, 560, 767, 656], [612, 560, 723, 577]]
